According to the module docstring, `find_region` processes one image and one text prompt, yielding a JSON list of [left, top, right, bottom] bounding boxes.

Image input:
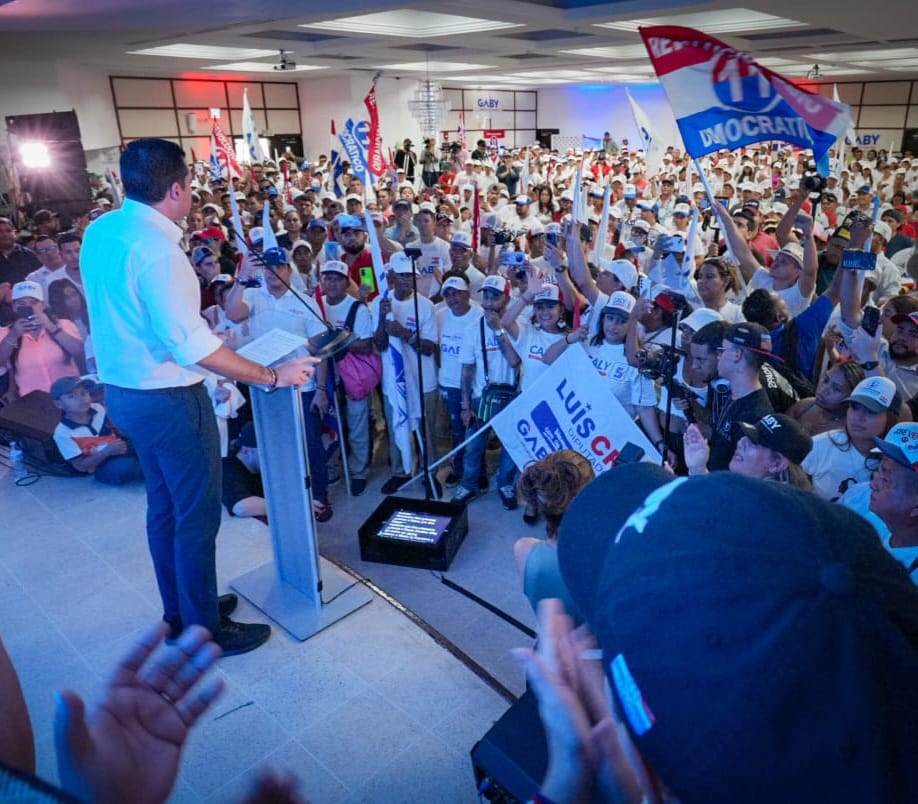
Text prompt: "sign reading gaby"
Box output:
[[491, 347, 660, 475], [639, 25, 853, 175]]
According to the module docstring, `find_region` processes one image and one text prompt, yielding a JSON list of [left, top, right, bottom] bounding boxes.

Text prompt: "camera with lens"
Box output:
[[493, 227, 516, 246], [500, 250, 527, 268], [637, 344, 683, 380], [801, 163, 827, 196]]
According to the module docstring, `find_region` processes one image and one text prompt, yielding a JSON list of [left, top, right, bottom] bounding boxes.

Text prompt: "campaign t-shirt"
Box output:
[[510, 323, 567, 392], [370, 292, 438, 393], [408, 237, 450, 298], [585, 341, 656, 416], [436, 304, 483, 389], [458, 318, 518, 399], [802, 431, 874, 501]]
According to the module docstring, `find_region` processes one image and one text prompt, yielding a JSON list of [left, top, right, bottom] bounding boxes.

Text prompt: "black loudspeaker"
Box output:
[[471, 691, 546, 802], [902, 129, 918, 156], [6, 111, 92, 220]]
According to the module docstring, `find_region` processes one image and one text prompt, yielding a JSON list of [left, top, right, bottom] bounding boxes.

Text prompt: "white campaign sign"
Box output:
[[491, 347, 661, 474]]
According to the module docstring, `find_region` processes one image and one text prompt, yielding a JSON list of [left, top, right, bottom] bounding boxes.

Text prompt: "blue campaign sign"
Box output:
[[339, 118, 368, 176]]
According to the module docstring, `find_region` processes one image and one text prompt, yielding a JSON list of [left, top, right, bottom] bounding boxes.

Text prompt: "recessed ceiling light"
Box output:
[[595, 9, 805, 35], [129, 44, 277, 60], [559, 45, 649, 60], [377, 61, 493, 72], [808, 48, 918, 61], [302, 10, 522, 38], [204, 62, 327, 73]]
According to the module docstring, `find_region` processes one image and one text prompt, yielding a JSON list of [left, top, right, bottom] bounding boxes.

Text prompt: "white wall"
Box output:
[[536, 83, 682, 150], [296, 74, 425, 162]]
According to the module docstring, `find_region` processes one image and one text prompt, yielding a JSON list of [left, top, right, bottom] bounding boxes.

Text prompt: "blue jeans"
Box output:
[[459, 402, 517, 493], [94, 454, 145, 485], [439, 386, 467, 478], [105, 382, 221, 632], [302, 390, 329, 500]]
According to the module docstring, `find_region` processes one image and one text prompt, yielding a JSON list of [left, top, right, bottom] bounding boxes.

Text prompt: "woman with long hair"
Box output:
[[535, 185, 556, 224], [513, 450, 595, 625], [693, 257, 743, 322], [802, 376, 902, 500], [787, 360, 866, 436], [46, 279, 90, 340], [684, 414, 813, 490]]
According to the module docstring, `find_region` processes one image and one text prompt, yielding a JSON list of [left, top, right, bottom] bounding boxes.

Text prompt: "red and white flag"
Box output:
[[212, 120, 243, 178], [364, 79, 387, 177]]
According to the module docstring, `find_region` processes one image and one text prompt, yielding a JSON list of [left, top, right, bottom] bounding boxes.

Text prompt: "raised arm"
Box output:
[[775, 190, 807, 247]]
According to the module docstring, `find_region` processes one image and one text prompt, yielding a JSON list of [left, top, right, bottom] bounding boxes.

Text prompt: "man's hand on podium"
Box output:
[[274, 357, 319, 387]]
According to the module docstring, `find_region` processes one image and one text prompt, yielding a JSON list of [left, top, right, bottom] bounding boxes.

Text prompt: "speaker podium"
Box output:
[[231, 386, 370, 640]]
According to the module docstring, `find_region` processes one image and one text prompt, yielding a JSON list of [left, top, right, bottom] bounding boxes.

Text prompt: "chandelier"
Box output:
[[407, 77, 451, 141]]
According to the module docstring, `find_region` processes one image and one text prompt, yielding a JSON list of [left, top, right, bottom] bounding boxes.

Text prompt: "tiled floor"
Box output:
[[0, 463, 518, 802]]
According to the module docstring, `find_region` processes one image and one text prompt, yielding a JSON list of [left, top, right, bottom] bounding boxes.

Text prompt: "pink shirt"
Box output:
[[0, 319, 82, 396]]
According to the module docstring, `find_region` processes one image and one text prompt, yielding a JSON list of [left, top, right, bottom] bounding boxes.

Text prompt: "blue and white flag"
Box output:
[[625, 88, 666, 180], [209, 132, 224, 182], [640, 26, 853, 176], [242, 88, 266, 164]]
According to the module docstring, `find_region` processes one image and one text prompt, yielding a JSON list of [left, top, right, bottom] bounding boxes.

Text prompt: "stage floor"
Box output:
[[0, 442, 541, 802]]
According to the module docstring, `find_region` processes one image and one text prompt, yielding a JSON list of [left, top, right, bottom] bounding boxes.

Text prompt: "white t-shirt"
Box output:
[[458, 319, 518, 398], [585, 340, 656, 417], [511, 323, 567, 392], [322, 296, 374, 340], [747, 268, 813, 318], [370, 292, 438, 392], [408, 237, 450, 298], [437, 304, 483, 389], [53, 403, 112, 461], [801, 430, 874, 500]]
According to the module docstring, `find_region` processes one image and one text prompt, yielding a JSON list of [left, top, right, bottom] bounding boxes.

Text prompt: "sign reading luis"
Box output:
[[491, 347, 660, 475]]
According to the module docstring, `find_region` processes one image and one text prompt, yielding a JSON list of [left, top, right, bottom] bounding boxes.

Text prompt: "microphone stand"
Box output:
[[224, 223, 353, 359], [403, 245, 438, 501]]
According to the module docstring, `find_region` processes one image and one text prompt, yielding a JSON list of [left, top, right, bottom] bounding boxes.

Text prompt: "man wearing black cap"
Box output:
[[32, 208, 61, 238], [708, 322, 774, 470], [518, 465, 918, 803]]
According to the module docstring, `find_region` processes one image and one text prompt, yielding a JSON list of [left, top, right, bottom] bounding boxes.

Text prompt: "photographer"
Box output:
[[0, 280, 84, 400], [394, 138, 416, 183], [420, 138, 440, 189]]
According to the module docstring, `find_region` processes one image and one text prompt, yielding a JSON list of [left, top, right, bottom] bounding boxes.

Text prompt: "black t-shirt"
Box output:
[[708, 386, 774, 471], [221, 456, 263, 515]]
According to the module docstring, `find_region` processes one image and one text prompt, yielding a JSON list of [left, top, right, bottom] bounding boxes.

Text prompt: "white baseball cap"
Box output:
[[480, 275, 508, 294], [321, 260, 349, 276], [11, 280, 43, 302], [441, 275, 470, 293], [532, 283, 560, 303]]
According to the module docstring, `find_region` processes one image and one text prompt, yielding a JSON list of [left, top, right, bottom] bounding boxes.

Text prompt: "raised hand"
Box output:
[[55, 623, 224, 804]]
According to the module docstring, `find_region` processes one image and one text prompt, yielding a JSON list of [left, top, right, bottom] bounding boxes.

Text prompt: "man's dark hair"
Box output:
[[57, 230, 82, 248], [120, 138, 188, 204], [882, 208, 904, 225], [732, 208, 758, 231], [692, 320, 729, 351], [742, 288, 780, 328]]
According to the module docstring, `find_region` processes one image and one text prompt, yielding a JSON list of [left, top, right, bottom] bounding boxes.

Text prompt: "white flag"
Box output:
[[242, 89, 266, 164], [625, 89, 665, 180]]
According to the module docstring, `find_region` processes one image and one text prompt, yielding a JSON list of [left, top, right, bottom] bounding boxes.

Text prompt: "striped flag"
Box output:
[[625, 88, 666, 181], [212, 120, 243, 178], [209, 132, 223, 182], [330, 120, 346, 198], [640, 25, 852, 175]]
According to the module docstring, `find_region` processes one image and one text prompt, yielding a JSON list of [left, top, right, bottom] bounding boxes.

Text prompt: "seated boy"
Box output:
[[51, 375, 144, 484]]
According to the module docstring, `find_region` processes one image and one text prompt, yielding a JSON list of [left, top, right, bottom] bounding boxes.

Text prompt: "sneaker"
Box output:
[[218, 593, 238, 619], [444, 470, 461, 488], [214, 618, 271, 657], [522, 501, 539, 525], [451, 486, 477, 504], [498, 485, 518, 511], [313, 497, 333, 523], [165, 593, 239, 643], [381, 475, 410, 494], [350, 478, 367, 497]]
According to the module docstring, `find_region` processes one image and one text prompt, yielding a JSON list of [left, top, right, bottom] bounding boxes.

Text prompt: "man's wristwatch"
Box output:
[[862, 360, 879, 371], [555, 264, 568, 274]]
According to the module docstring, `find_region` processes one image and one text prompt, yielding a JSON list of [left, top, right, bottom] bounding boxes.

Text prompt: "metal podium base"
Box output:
[[231, 556, 372, 641]]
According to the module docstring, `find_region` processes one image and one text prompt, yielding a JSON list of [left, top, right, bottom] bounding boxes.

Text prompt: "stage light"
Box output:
[[19, 142, 51, 169]]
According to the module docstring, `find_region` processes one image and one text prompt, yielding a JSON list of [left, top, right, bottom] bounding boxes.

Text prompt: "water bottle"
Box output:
[[9, 440, 27, 482]]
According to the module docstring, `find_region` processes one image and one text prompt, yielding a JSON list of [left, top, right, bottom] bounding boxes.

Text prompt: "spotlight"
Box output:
[[19, 142, 50, 169]]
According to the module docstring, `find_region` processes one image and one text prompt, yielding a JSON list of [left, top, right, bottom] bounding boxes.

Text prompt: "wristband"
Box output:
[[266, 366, 278, 388], [49, 328, 62, 337], [861, 360, 879, 371]]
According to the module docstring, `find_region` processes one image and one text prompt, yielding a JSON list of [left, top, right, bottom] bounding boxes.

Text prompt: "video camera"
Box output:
[[801, 162, 827, 195], [637, 344, 684, 381]]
